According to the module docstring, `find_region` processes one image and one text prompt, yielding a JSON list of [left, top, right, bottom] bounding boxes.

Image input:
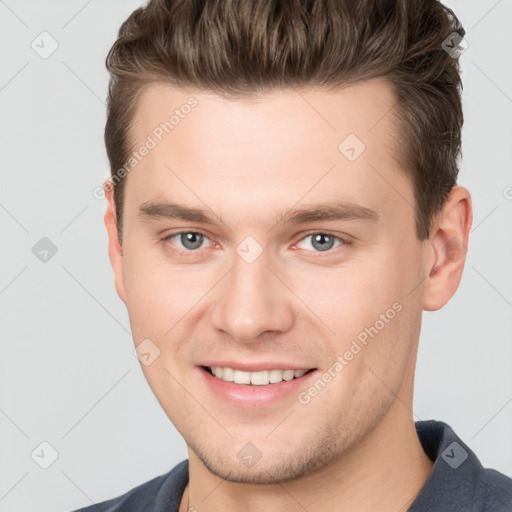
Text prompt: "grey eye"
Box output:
[[295, 233, 344, 253], [179, 232, 205, 250], [310, 233, 337, 251]]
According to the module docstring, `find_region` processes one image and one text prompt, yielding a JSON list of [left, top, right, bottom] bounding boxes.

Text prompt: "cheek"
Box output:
[[306, 257, 403, 328], [121, 228, 420, 343], [121, 245, 183, 337], [300, 245, 419, 367], [121, 242, 223, 346]]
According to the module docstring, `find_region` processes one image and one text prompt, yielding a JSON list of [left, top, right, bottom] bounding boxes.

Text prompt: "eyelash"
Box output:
[[160, 230, 351, 257]]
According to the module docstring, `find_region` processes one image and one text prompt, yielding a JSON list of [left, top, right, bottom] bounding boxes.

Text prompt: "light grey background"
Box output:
[[0, 1, 511, 511]]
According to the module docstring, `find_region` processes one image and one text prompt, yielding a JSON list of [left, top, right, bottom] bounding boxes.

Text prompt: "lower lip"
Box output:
[[199, 367, 318, 408]]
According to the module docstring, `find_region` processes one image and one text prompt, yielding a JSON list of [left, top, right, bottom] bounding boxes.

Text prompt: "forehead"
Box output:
[[124, 78, 412, 229], [133, 78, 399, 149]]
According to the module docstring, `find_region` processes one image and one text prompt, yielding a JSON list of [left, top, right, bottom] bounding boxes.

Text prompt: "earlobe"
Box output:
[[422, 186, 473, 311], [104, 179, 127, 304]]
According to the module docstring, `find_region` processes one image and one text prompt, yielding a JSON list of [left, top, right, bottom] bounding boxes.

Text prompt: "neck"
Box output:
[[179, 404, 433, 512]]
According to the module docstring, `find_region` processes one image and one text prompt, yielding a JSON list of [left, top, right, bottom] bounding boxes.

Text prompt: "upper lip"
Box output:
[[200, 361, 315, 372]]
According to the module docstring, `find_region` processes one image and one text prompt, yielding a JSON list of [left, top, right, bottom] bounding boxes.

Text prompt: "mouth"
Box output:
[[201, 365, 317, 386], [198, 363, 319, 407]]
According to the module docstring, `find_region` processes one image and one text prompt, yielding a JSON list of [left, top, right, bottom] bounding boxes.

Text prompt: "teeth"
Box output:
[[282, 369, 295, 381], [209, 367, 309, 385], [250, 370, 269, 385], [233, 369, 251, 384], [269, 369, 283, 383], [222, 367, 234, 382]]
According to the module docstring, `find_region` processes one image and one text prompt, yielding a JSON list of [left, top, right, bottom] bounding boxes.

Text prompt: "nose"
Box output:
[[209, 248, 295, 344]]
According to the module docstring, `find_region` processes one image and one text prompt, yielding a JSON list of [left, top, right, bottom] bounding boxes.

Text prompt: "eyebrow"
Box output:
[[138, 199, 380, 226]]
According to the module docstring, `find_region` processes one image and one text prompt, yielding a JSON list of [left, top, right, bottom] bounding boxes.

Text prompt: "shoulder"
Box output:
[[480, 467, 512, 512], [68, 459, 189, 512], [411, 420, 512, 512]]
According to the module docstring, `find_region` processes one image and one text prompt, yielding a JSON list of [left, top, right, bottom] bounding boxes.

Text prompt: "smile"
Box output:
[[204, 366, 315, 385]]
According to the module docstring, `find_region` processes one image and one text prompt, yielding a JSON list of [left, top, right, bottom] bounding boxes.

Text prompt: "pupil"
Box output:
[[313, 233, 334, 251], [182, 232, 203, 249]]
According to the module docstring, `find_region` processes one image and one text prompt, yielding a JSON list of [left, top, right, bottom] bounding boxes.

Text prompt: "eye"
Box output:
[[294, 232, 348, 254], [162, 231, 210, 252], [161, 230, 349, 256]]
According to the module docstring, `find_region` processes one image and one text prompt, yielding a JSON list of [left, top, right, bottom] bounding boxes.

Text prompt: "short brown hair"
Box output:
[[105, 0, 465, 242]]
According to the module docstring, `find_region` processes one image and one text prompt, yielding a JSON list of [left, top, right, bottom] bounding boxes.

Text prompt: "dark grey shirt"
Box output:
[[71, 420, 512, 511]]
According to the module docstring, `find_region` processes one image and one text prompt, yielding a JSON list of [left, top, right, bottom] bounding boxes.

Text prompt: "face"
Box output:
[[107, 79, 433, 483]]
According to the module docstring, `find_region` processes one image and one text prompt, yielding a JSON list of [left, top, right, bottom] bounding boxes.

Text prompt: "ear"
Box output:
[[104, 179, 127, 304], [423, 186, 473, 311]]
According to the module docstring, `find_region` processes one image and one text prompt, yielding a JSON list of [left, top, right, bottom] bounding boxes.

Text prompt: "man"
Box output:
[[73, 0, 512, 510]]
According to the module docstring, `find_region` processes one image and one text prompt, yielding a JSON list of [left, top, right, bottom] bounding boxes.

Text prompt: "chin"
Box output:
[[190, 428, 344, 485]]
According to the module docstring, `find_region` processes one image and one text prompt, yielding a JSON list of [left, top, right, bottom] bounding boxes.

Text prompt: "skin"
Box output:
[[104, 78, 472, 512]]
